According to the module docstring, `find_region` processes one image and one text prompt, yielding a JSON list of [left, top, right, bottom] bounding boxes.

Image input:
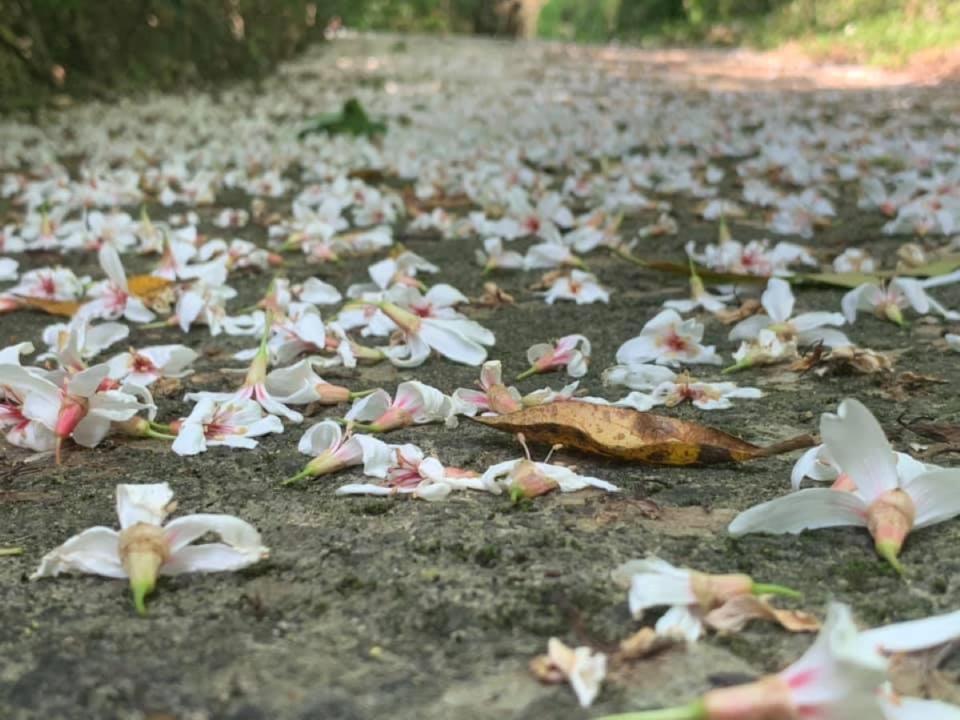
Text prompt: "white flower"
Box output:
[[663, 271, 734, 314], [602, 363, 677, 391], [7, 266, 86, 301], [107, 345, 198, 386], [175, 282, 262, 337], [524, 242, 583, 270], [480, 457, 618, 498], [265, 359, 356, 405], [542, 270, 610, 305], [730, 278, 850, 348], [520, 335, 590, 380], [40, 316, 129, 371], [769, 189, 835, 238], [172, 397, 282, 456], [545, 638, 606, 708], [730, 398, 960, 570], [79, 244, 156, 324], [31, 482, 268, 614], [947, 333, 960, 352], [285, 419, 392, 484], [475, 236, 524, 272], [374, 300, 495, 367], [833, 248, 876, 273], [651, 375, 763, 410], [451, 360, 523, 416], [616, 309, 722, 367], [296, 277, 342, 305], [843, 278, 960, 325], [344, 380, 454, 432], [611, 557, 798, 643], [728, 327, 798, 371], [790, 443, 938, 492]]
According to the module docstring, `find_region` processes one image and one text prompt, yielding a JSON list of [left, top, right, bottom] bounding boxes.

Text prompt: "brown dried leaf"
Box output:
[[149, 377, 183, 398], [616, 628, 677, 661], [473, 282, 515, 308], [16, 297, 81, 317], [901, 418, 960, 444], [704, 595, 820, 634], [813, 346, 898, 375], [470, 401, 815, 465], [714, 298, 761, 325]]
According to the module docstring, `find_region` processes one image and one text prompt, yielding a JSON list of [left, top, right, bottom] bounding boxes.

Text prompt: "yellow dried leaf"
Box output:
[[470, 401, 814, 466], [17, 297, 81, 317], [704, 594, 820, 634]]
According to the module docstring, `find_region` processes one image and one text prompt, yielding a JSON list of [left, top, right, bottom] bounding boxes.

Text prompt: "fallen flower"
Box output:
[[611, 556, 805, 643], [650, 373, 763, 410], [284, 419, 392, 485], [729, 278, 850, 349], [32, 482, 268, 614], [452, 360, 522, 416], [842, 278, 960, 325], [479, 435, 619, 500], [343, 380, 454, 432], [531, 638, 607, 708], [518, 334, 590, 380], [594, 603, 886, 720], [542, 269, 610, 305], [729, 398, 960, 571], [616, 309, 722, 367], [78, 244, 156, 324], [475, 236, 524, 273], [172, 397, 283, 456], [725, 328, 798, 373], [265, 359, 368, 405], [107, 344, 198, 387]]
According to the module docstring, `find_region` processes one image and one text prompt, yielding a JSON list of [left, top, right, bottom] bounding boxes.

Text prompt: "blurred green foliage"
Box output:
[[0, 0, 332, 109]]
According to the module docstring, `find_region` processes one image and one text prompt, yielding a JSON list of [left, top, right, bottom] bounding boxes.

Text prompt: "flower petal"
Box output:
[[31, 526, 124, 579], [821, 398, 898, 501], [728, 488, 867, 536], [903, 469, 960, 529], [116, 483, 175, 529]]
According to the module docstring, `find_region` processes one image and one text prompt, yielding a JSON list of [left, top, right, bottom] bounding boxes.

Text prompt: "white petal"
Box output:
[[419, 321, 487, 365], [655, 604, 704, 643], [880, 696, 960, 720], [860, 608, 960, 655], [31, 526, 124, 579], [172, 421, 207, 456], [162, 543, 266, 574], [298, 277, 342, 305], [903, 469, 960, 529], [762, 278, 795, 323], [821, 398, 898, 501], [728, 489, 867, 536], [297, 420, 342, 456], [162, 513, 264, 554], [116, 483, 175, 529]]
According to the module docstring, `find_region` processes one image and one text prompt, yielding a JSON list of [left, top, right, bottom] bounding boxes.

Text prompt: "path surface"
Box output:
[[1, 34, 959, 720]]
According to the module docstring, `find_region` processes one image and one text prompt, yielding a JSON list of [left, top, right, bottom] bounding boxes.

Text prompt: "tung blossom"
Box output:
[[32, 483, 268, 614], [616, 310, 722, 367], [78, 244, 156, 324], [344, 380, 454, 432], [730, 278, 850, 349], [171, 397, 283, 456], [107, 345, 198, 387], [842, 277, 960, 325], [475, 236, 524, 272], [729, 398, 960, 571], [542, 269, 610, 305], [518, 334, 590, 380], [452, 360, 522, 416], [611, 557, 801, 643], [370, 300, 495, 367], [284, 419, 392, 485]]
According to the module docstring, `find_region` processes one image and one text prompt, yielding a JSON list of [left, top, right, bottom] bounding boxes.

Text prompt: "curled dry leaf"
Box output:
[[703, 594, 820, 634], [473, 282, 515, 308], [470, 401, 815, 465], [901, 417, 960, 445], [715, 298, 761, 325], [791, 345, 898, 376], [616, 627, 677, 661]]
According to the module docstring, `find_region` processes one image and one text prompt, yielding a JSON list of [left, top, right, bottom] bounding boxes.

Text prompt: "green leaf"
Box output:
[[298, 98, 387, 140]]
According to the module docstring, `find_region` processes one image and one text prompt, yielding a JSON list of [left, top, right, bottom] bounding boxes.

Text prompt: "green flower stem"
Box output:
[[348, 389, 377, 400], [281, 467, 314, 486], [140, 319, 173, 330], [148, 421, 173, 433], [751, 582, 803, 599], [0, 547, 23, 557], [721, 360, 750, 375], [144, 428, 176, 441], [596, 700, 707, 720], [516, 367, 538, 381]]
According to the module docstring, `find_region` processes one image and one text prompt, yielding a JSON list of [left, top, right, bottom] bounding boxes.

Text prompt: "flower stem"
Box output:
[[596, 700, 707, 720], [281, 467, 314, 486], [721, 361, 749, 375], [149, 421, 173, 433], [876, 540, 905, 575], [516, 367, 538, 381], [348, 389, 377, 400], [144, 428, 176, 441], [752, 582, 803, 599], [0, 547, 23, 557]]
